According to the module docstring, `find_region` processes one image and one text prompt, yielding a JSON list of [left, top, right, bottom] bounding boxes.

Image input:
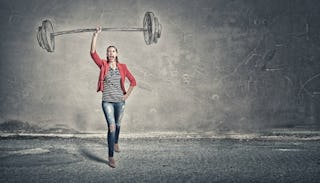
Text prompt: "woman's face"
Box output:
[[107, 47, 118, 61]]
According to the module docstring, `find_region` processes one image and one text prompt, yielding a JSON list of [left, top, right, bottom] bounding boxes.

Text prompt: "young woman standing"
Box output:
[[90, 27, 136, 168]]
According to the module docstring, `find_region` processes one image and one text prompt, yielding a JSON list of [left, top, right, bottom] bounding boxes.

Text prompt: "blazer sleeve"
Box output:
[[124, 64, 137, 86], [90, 51, 103, 68]]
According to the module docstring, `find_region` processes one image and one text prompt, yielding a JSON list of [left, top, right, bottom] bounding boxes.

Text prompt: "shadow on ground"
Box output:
[[78, 146, 108, 164]]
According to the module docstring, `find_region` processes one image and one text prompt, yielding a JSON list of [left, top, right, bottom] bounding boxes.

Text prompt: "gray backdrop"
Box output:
[[0, 0, 319, 133]]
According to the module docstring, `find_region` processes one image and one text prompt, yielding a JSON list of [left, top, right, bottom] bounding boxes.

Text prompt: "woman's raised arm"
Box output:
[[90, 26, 102, 53]]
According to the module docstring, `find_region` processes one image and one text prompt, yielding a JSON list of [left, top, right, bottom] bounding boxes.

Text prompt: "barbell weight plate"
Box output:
[[39, 20, 55, 52], [143, 12, 155, 45], [143, 12, 150, 45], [45, 20, 55, 52], [153, 17, 160, 43], [37, 26, 45, 49], [40, 21, 49, 51], [155, 17, 162, 39]]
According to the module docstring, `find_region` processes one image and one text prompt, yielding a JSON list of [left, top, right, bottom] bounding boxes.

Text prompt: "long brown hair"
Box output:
[[106, 45, 119, 63]]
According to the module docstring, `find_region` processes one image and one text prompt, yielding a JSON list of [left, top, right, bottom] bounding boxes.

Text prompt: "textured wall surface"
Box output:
[[0, 0, 319, 133]]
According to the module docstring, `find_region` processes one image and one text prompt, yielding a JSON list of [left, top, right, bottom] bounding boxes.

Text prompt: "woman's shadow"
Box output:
[[78, 146, 109, 164]]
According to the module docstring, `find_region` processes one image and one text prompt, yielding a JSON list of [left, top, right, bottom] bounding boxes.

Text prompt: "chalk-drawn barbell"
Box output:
[[37, 12, 162, 52]]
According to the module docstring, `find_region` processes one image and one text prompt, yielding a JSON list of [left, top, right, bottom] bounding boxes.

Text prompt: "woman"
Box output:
[[90, 27, 136, 168]]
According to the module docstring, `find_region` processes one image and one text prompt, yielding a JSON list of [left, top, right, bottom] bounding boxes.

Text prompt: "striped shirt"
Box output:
[[102, 67, 124, 102]]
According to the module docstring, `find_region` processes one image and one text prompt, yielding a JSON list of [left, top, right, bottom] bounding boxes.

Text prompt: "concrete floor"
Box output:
[[0, 137, 319, 183]]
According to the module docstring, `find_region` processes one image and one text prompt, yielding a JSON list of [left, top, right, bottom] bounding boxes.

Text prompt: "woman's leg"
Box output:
[[102, 101, 116, 158], [114, 101, 125, 150]]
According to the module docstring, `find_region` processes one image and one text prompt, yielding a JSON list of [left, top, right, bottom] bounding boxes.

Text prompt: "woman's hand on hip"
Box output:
[[123, 94, 129, 101]]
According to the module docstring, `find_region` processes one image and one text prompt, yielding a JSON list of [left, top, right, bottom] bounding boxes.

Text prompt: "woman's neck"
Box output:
[[109, 61, 117, 69]]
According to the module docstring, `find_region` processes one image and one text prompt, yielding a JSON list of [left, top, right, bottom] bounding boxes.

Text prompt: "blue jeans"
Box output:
[[102, 101, 125, 157]]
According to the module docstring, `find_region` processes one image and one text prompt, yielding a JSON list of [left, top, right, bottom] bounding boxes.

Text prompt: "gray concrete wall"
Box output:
[[0, 0, 319, 133]]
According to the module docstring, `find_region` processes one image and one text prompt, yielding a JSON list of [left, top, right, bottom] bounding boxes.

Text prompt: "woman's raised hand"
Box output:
[[95, 26, 102, 34]]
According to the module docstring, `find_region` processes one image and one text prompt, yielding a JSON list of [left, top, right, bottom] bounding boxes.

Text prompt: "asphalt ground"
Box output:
[[0, 136, 319, 183]]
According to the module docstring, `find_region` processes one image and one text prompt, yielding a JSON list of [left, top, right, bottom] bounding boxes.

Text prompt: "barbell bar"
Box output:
[[37, 12, 162, 52]]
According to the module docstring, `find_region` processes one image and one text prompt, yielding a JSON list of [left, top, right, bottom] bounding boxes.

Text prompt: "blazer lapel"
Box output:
[[117, 63, 125, 82]]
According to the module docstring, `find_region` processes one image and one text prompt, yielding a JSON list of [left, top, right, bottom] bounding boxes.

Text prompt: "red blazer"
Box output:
[[90, 51, 136, 93]]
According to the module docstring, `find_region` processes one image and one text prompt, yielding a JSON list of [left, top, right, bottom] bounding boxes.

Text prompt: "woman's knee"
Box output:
[[115, 124, 121, 129], [109, 124, 116, 132]]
